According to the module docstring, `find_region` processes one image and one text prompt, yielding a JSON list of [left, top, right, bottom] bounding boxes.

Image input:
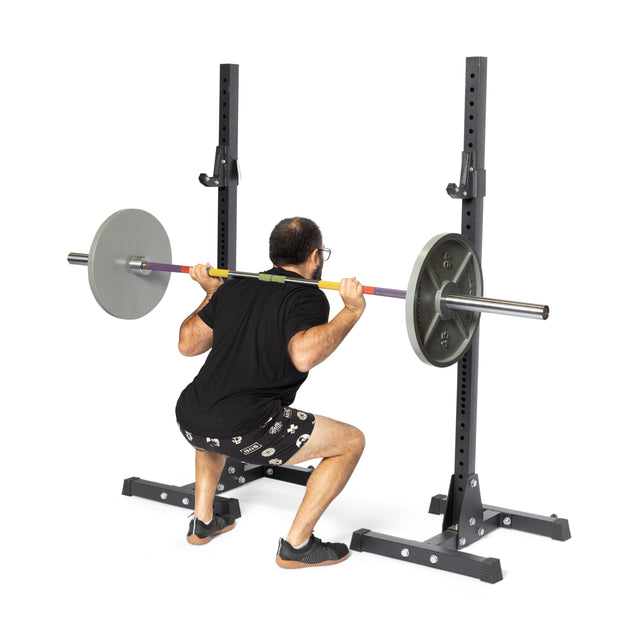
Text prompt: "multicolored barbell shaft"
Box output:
[[142, 261, 407, 299], [67, 253, 546, 318]]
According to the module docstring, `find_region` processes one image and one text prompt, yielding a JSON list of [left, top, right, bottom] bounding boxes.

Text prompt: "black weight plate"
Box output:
[[405, 233, 483, 366]]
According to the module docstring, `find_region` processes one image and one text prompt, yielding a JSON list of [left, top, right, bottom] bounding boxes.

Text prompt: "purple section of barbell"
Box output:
[[374, 287, 407, 299]]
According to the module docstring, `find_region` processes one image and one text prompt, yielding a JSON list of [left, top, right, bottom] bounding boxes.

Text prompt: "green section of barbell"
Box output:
[[258, 273, 287, 284]]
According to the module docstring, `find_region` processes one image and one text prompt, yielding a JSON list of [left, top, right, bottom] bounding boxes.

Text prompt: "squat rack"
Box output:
[[122, 64, 315, 522], [122, 59, 570, 582]]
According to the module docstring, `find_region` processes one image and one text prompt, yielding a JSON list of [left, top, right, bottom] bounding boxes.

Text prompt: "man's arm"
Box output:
[[178, 263, 223, 357], [288, 277, 365, 373]]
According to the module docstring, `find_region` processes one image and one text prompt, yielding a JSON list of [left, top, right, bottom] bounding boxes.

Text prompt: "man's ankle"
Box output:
[[286, 534, 310, 548], [195, 512, 214, 524]]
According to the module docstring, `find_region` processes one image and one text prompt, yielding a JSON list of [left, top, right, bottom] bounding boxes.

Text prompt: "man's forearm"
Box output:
[[181, 267, 223, 338], [180, 292, 213, 335], [178, 292, 215, 356], [288, 307, 363, 373]]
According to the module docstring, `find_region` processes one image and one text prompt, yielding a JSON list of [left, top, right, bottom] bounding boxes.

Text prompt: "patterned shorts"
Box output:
[[179, 406, 315, 466]]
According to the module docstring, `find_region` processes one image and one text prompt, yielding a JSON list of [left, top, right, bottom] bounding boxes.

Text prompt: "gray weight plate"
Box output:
[[88, 209, 172, 319], [405, 233, 483, 367]]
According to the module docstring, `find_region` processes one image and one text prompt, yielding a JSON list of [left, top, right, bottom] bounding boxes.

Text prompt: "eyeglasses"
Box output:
[[320, 248, 331, 261]]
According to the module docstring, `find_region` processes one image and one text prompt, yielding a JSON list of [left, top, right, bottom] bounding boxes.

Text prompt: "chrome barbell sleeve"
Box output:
[[443, 294, 549, 320], [67, 253, 89, 266]]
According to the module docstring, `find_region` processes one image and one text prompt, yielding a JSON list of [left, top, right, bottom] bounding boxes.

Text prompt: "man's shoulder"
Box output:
[[285, 286, 330, 322]]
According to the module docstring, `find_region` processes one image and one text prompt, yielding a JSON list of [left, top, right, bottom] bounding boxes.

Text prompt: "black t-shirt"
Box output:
[[175, 267, 330, 438]]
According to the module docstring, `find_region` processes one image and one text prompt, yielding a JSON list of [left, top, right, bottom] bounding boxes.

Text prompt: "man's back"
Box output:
[[175, 267, 329, 438]]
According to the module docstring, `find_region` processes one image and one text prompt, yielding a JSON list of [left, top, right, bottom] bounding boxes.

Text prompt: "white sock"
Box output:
[[293, 538, 310, 549]]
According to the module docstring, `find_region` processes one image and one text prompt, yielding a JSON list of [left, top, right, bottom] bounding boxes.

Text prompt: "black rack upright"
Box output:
[[349, 58, 570, 583]]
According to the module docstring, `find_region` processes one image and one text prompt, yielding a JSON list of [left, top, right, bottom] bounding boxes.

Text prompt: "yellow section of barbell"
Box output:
[[206, 268, 230, 278], [318, 280, 340, 290]]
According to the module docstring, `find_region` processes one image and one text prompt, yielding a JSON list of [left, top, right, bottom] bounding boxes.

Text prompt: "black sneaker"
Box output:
[[276, 534, 349, 568], [186, 513, 235, 545]]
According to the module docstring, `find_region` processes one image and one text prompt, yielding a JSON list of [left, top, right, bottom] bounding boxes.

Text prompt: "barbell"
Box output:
[[68, 208, 548, 367]]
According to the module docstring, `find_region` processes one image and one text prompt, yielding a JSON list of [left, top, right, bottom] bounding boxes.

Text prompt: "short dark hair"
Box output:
[[269, 217, 323, 266]]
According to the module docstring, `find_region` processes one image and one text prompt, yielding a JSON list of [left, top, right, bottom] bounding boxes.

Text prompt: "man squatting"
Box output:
[[175, 217, 366, 568]]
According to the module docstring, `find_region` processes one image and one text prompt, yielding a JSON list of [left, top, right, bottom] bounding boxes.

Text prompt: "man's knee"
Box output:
[[347, 426, 366, 457]]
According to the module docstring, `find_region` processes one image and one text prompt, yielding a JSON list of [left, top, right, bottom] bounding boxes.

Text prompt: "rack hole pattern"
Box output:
[[217, 67, 235, 269], [462, 62, 483, 255], [456, 355, 469, 493]]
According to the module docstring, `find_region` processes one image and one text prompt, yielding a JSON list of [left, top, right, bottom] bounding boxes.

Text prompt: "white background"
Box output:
[[2, 1, 637, 637]]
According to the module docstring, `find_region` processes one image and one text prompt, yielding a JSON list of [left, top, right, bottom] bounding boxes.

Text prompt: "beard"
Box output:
[[311, 253, 323, 280]]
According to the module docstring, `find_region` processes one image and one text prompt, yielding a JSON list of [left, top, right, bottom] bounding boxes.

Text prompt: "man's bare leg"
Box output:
[[282, 415, 365, 547], [194, 450, 227, 522], [187, 450, 234, 545]]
